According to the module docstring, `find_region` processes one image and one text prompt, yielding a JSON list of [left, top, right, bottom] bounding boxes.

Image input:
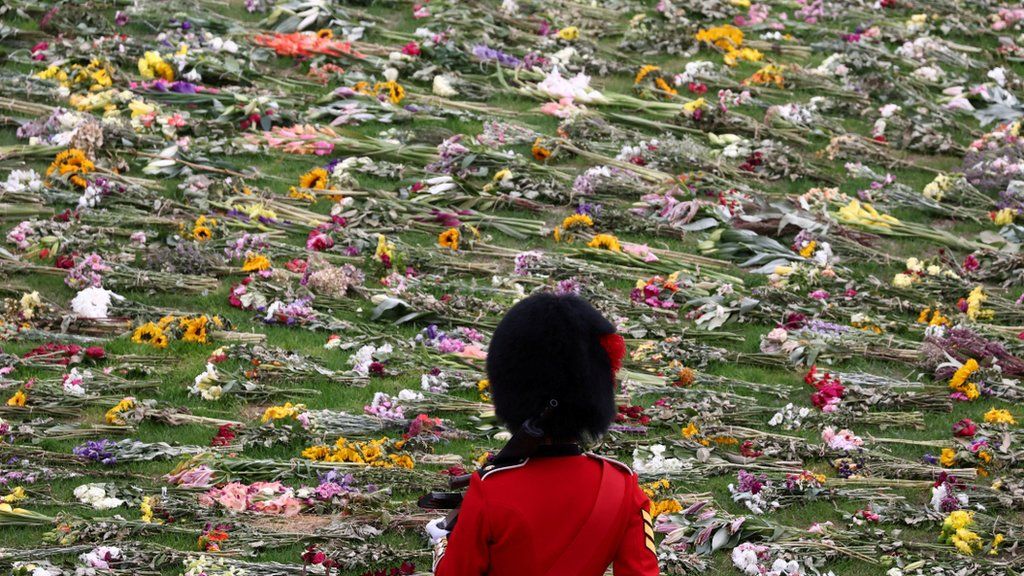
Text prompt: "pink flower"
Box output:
[[164, 465, 215, 488], [214, 482, 250, 512], [539, 97, 581, 118]]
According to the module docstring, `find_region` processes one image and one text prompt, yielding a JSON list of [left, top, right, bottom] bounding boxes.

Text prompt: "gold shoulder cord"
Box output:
[[432, 536, 448, 572]]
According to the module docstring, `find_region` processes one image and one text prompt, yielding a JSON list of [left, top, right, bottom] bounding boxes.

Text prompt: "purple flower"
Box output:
[[471, 45, 522, 68], [114, 11, 128, 26], [73, 439, 117, 465]]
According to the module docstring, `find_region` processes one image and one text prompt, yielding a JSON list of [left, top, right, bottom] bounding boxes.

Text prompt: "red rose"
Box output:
[[952, 418, 976, 438]]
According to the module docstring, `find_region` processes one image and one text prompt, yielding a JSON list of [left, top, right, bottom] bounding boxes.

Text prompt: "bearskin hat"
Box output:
[[486, 292, 623, 442]]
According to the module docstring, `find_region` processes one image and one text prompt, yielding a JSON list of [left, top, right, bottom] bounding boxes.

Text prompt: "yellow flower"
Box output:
[[192, 225, 213, 242], [654, 77, 677, 96], [262, 402, 306, 423], [46, 149, 95, 189], [317, 29, 334, 39], [5, 390, 26, 407], [493, 168, 512, 182], [681, 421, 700, 439], [2, 486, 26, 503], [966, 286, 990, 320], [299, 167, 330, 190], [132, 322, 168, 349], [438, 228, 461, 251], [373, 80, 406, 104], [983, 408, 1017, 425], [836, 200, 900, 229], [635, 65, 660, 84], [556, 26, 579, 41], [743, 64, 786, 88], [949, 359, 979, 390], [682, 98, 706, 117], [939, 447, 957, 467], [477, 379, 491, 402], [140, 495, 160, 524], [723, 47, 764, 67], [695, 25, 744, 51], [990, 533, 1005, 555], [138, 51, 174, 81], [799, 241, 817, 258], [105, 397, 136, 425], [561, 213, 594, 230], [234, 202, 278, 222], [242, 254, 271, 272], [180, 316, 209, 344], [650, 498, 682, 518], [375, 234, 395, 263], [993, 208, 1015, 226], [587, 233, 621, 251]]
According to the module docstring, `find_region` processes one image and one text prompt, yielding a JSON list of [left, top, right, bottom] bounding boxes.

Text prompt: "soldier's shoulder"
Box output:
[[584, 452, 636, 476], [476, 458, 532, 482]]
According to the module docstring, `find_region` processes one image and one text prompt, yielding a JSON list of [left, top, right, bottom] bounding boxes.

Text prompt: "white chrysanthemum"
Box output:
[[71, 287, 123, 319], [432, 75, 458, 97]]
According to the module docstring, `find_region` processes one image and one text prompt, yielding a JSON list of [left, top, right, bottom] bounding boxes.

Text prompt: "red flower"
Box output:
[[952, 418, 976, 438], [55, 254, 75, 269], [85, 346, 106, 360], [963, 254, 980, 272], [401, 42, 421, 56], [739, 440, 763, 458]]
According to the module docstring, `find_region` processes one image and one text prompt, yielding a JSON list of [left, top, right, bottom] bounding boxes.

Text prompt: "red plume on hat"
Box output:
[[599, 333, 626, 374]]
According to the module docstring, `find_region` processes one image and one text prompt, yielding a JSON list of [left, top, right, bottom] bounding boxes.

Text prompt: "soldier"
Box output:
[[427, 292, 660, 576]]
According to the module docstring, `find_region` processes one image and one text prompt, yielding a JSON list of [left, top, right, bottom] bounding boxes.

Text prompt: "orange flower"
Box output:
[[438, 228, 460, 251], [532, 138, 551, 161], [253, 32, 363, 58]]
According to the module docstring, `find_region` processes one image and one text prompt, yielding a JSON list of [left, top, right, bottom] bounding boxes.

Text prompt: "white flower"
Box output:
[[3, 169, 43, 193], [432, 75, 458, 97], [79, 546, 122, 569], [383, 67, 399, 82], [892, 273, 913, 288], [397, 389, 424, 402], [879, 104, 901, 118], [191, 363, 222, 400], [988, 67, 1007, 87], [536, 67, 605, 103], [74, 483, 124, 510], [71, 287, 123, 319]]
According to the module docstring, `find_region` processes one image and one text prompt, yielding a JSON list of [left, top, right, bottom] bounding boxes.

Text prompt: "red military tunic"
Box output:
[[433, 446, 659, 576]]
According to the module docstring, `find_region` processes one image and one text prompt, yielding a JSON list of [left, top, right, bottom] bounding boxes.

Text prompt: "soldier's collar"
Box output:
[[534, 443, 582, 457]]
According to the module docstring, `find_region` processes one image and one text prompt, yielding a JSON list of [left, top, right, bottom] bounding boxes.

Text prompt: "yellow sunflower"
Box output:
[[438, 228, 460, 251]]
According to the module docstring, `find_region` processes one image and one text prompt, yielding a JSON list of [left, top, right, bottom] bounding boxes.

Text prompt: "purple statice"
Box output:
[[555, 278, 582, 295], [416, 325, 467, 353], [471, 45, 522, 68], [425, 135, 471, 175], [264, 298, 316, 325], [575, 201, 602, 217], [224, 233, 270, 260], [736, 470, 766, 495], [314, 471, 356, 500], [513, 250, 544, 276], [65, 253, 111, 289], [804, 319, 850, 336], [74, 439, 117, 465]]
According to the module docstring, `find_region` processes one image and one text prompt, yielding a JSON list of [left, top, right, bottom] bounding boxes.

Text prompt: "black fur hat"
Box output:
[[486, 292, 619, 442]]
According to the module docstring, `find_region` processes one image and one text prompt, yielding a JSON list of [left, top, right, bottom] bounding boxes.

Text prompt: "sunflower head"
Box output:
[[438, 228, 460, 251], [299, 167, 329, 190], [317, 29, 334, 39], [193, 225, 213, 241]]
